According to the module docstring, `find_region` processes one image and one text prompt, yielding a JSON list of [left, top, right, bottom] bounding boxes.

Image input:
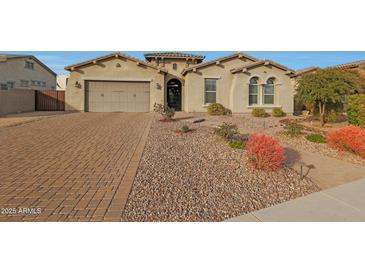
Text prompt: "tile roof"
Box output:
[[64, 52, 167, 73], [181, 52, 258, 75], [294, 66, 320, 76], [231, 59, 294, 74], [144, 52, 205, 61], [328, 59, 365, 69], [0, 53, 57, 76]]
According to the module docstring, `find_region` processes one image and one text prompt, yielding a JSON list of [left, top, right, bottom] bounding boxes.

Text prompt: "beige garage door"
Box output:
[[86, 81, 150, 112]]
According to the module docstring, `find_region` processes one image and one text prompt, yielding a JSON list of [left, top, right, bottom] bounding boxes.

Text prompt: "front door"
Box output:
[[167, 79, 181, 111]]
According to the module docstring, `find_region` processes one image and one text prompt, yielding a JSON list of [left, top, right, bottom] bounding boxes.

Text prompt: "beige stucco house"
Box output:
[[0, 54, 56, 91], [64, 52, 296, 113]]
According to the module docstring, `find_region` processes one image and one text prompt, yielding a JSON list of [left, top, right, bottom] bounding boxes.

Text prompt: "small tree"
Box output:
[[296, 68, 363, 126]]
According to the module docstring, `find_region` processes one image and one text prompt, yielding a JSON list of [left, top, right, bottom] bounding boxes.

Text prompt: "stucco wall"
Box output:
[[184, 60, 294, 114], [230, 65, 294, 114], [65, 57, 165, 111], [184, 58, 255, 112], [0, 57, 56, 90], [0, 89, 35, 115]]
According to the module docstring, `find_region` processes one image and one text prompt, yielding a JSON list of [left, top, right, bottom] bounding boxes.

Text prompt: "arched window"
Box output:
[[249, 77, 259, 105], [263, 77, 275, 104]]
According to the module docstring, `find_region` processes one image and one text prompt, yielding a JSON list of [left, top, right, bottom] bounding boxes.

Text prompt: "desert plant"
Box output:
[[283, 122, 304, 137], [245, 133, 285, 171], [153, 103, 175, 120], [228, 139, 246, 149], [272, 107, 286, 117], [347, 94, 365, 127], [207, 103, 231, 116], [326, 125, 365, 158], [180, 124, 190, 133], [295, 68, 363, 126], [214, 123, 238, 140], [251, 108, 268, 117], [207, 103, 225, 115], [305, 133, 326, 143], [223, 107, 232, 116]]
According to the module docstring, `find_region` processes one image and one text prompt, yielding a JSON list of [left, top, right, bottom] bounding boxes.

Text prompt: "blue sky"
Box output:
[[2, 51, 365, 75]]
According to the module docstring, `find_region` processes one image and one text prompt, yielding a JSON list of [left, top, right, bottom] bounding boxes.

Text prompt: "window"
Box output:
[[41, 81, 46, 87], [31, 80, 37, 86], [7, 81, 15, 89], [263, 78, 275, 104], [204, 78, 217, 104], [172, 63, 177, 70], [249, 77, 259, 105], [25, 61, 34, 70], [20, 80, 29, 87], [0, 83, 8, 90]]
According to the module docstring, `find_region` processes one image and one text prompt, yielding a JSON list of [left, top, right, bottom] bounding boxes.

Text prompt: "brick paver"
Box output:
[[0, 112, 152, 221]]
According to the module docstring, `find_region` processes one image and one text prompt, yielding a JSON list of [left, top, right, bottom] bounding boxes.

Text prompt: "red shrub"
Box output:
[[326, 125, 365, 158], [246, 133, 285, 171]]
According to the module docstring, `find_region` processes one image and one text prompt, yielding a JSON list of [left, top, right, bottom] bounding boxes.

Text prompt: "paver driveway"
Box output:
[[0, 112, 152, 221]]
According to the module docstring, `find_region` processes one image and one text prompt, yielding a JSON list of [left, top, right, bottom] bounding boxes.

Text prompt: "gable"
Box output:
[[65, 52, 166, 74], [182, 52, 258, 75]]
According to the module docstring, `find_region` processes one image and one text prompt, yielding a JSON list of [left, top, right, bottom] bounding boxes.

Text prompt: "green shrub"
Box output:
[[347, 94, 365, 127], [284, 122, 304, 137], [223, 107, 232, 116], [228, 139, 246, 149], [180, 124, 190, 133], [153, 103, 175, 120], [214, 123, 238, 140], [207, 103, 231, 116], [305, 133, 326, 143], [251, 108, 268, 117], [207, 103, 225, 115], [272, 107, 286, 117]]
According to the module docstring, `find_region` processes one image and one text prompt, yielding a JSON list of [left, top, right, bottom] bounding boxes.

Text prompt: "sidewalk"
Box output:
[[227, 178, 365, 221]]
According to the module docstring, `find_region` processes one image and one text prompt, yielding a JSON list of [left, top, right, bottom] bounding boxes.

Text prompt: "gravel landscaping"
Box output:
[[277, 132, 365, 165], [123, 114, 320, 222]]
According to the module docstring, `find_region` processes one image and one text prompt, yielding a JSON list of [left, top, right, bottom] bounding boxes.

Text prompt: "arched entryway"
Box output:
[[167, 79, 182, 111]]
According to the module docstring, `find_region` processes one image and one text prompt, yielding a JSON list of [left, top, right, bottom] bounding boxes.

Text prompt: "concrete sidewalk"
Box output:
[[227, 178, 365, 222]]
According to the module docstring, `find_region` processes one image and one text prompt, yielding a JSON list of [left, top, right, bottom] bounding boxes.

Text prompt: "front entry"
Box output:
[[166, 79, 182, 111]]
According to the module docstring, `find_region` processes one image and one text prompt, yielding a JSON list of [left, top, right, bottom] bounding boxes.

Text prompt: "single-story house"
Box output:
[[64, 52, 296, 113]]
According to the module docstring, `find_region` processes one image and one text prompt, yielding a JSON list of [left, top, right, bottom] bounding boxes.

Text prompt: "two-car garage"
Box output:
[[85, 81, 150, 112]]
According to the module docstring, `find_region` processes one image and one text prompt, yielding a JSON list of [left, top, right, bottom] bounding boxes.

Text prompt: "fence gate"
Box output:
[[35, 90, 65, 111]]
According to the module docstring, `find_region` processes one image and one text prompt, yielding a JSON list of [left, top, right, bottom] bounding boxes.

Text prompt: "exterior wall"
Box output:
[[184, 57, 255, 112], [65, 57, 165, 111], [0, 89, 35, 115], [0, 57, 56, 90], [57, 74, 69, 90], [230, 65, 295, 114], [148, 58, 198, 76]]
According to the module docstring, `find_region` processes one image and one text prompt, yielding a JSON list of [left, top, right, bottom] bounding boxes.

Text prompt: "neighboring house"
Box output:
[[64, 52, 296, 113], [57, 74, 69, 90], [0, 54, 57, 91], [295, 60, 365, 77]]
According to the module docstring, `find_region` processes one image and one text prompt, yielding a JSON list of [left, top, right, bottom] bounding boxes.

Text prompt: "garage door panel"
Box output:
[[86, 81, 150, 112]]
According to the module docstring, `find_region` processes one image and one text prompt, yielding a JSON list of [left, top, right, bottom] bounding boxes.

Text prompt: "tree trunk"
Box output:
[[319, 102, 326, 127]]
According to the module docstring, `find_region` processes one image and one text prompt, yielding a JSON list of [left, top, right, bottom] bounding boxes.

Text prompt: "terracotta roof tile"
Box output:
[[328, 59, 365, 69], [144, 52, 205, 60]]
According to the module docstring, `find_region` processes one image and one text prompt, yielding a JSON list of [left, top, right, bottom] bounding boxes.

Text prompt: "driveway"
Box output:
[[0, 112, 152, 221]]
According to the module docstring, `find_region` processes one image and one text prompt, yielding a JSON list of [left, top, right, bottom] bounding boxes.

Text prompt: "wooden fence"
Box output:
[[35, 90, 65, 111]]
